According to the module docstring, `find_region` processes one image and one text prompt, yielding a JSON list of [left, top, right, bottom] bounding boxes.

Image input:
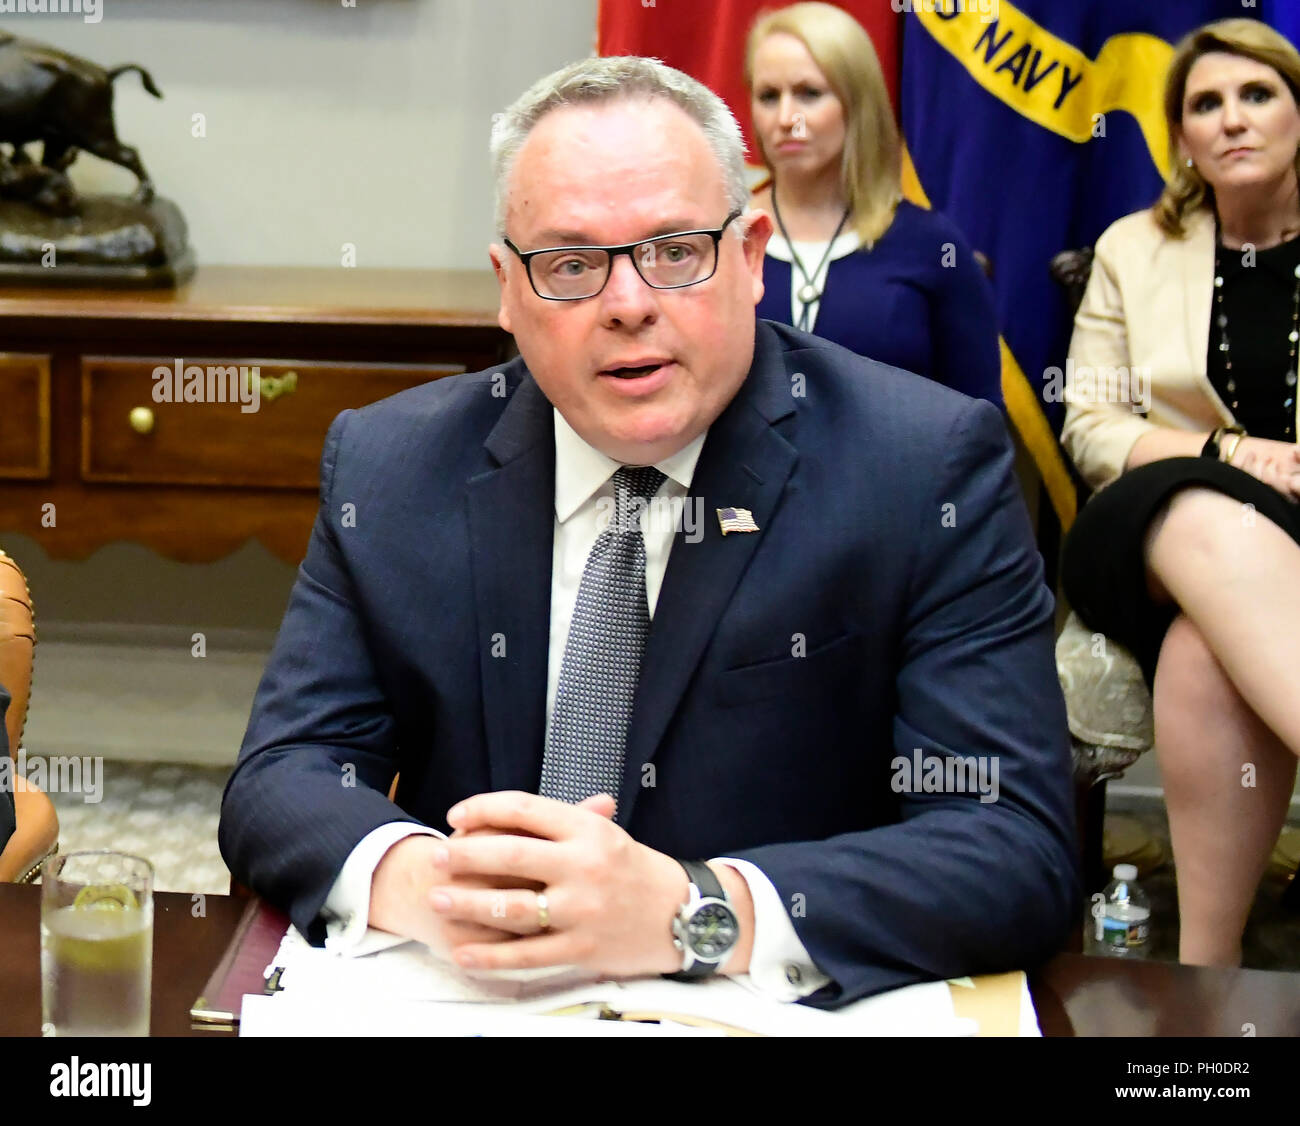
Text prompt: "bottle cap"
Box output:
[[1113, 863, 1138, 881]]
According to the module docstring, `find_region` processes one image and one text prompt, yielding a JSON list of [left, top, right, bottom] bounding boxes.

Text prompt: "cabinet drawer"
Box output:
[[81, 356, 463, 487], [0, 353, 51, 479]]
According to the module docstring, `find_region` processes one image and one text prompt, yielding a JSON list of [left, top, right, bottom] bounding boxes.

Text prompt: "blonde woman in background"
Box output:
[[1061, 19, 1300, 966], [745, 2, 1002, 405]]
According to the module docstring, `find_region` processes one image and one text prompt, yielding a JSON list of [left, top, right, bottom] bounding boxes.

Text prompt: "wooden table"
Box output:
[[3, 883, 1298, 1037], [1, 884, 247, 1036], [1033, 950, 1300, 1036], [0, 266, 511, 565]]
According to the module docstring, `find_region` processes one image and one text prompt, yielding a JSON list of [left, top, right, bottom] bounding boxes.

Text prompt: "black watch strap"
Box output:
[[665, 860, 731, 981], [679, 859, 724, 901]]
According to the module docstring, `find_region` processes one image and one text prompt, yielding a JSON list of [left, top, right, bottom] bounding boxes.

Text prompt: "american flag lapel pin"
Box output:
[[716, 506, 759, 535]]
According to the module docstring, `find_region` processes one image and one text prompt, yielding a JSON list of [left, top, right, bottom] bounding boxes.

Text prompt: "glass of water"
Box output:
[[41, 851, 153, 1037]]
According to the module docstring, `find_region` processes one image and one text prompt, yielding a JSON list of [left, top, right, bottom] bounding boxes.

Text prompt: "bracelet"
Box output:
[[1202, 425, 1246, 460], [1221, 431, 1246, 464]]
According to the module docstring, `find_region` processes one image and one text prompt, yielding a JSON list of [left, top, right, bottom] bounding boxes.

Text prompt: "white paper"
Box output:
[[239, 994, 725, 1037], [243, 924, 983, 1037], [1019, 975, 1042, 1037]]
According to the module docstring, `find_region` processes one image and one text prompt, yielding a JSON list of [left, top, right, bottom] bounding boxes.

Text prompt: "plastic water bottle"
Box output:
[[1096, 863, 1151, 956]]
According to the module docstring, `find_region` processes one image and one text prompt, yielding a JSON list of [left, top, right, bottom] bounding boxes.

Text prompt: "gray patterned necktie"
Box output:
[[539, 465, 667, 810]]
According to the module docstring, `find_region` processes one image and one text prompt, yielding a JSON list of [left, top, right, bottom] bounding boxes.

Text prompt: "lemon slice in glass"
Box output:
[[72, 883, 139, 911]]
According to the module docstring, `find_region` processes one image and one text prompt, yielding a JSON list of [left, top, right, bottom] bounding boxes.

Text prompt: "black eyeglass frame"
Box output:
[[502, 209, 745, 301]]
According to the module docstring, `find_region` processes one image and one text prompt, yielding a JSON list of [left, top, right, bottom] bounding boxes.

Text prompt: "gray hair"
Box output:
[[490, 55, 750, 238]]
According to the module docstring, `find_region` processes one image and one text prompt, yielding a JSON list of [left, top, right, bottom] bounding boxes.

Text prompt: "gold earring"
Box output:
[[1186, 157, 1194, 168]]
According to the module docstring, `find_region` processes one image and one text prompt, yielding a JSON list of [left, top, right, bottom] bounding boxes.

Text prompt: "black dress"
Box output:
[[1061, 232, 1300, 687]]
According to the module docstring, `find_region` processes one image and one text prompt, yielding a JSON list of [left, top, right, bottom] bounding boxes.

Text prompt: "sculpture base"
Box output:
[[0, 194, 194, 288]]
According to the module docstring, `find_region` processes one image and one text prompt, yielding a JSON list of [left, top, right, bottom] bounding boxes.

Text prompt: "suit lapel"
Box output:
[[466, 373, 555, 795], [618, 323, 798, 823], [1181, 208, 1232, 421]]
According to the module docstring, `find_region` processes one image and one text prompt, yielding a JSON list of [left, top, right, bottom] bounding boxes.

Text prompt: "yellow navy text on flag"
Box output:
[[915, 2, 1176, 170]]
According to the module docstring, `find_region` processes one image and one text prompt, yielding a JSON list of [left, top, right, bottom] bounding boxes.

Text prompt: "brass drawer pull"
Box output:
[[256, 370, 297, 402], [128, 406, 155, 434]]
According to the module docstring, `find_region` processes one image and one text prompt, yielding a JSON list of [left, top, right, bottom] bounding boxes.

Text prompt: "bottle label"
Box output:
[[1102, 915, 1149, 949]]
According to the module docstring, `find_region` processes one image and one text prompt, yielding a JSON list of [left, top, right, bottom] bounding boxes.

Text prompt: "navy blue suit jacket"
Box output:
[[219, 320, 1078, 1008]]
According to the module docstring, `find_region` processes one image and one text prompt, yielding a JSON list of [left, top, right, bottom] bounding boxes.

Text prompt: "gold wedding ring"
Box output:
[[536, 892, 551, 932]]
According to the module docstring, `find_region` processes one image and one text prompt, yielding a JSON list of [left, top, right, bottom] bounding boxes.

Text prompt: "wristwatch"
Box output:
[[665, 860, 740, 980], [1202, 424, 1246, 460]]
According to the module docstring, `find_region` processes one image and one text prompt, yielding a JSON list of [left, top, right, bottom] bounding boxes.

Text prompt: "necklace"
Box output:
[[1214, 242, 1300, 438], [770, 184, 851, 331]]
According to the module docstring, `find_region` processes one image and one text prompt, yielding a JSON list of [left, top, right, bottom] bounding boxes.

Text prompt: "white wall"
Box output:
[[2, 0, 599, 268]]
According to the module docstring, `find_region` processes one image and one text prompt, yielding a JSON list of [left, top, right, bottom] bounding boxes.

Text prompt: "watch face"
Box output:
[[687, 901, 739, 959]]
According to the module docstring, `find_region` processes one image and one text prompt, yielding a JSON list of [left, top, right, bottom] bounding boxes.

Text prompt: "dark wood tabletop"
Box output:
[[2, 883, 1297, 1036], [1033, 950, 1300, 1036], [1, 884, 247, 1037], [0, 265, 504, 328]]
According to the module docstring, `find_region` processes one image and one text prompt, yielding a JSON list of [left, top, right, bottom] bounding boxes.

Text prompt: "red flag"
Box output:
[[597, 0, 901, 164]]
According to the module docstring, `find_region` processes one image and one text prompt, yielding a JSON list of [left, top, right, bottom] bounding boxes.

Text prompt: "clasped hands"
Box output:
[[1229, 436, 1300, 502], [368, 790, 739, 978]]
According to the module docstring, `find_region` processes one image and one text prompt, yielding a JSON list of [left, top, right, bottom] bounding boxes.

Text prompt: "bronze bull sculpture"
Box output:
[[0, 32, 162, 214]]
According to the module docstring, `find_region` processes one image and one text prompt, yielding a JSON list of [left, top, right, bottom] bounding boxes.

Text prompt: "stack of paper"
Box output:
[[237, 924, 1037, 1037]]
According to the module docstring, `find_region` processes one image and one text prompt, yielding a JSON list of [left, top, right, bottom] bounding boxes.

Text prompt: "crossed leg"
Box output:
[[1144, 487, 1300, 965]]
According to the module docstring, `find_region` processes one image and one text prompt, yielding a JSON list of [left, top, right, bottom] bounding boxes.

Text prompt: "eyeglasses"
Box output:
[[503, 209, 744, 301]]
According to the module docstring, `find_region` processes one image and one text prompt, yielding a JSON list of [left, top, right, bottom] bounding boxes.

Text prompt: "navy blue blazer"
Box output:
[[757, 201, 1003, 407], [219, 320, 1078, 1008]]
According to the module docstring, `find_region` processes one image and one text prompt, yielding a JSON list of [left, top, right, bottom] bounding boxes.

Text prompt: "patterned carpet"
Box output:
[[39, 761, 1300, 969], [46, 761, 232, 897]]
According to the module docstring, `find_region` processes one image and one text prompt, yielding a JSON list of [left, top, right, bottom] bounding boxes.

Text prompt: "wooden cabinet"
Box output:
[[0, 354, 50, 479], [0, 267, 510, 564], [80, 356, 464, 488]]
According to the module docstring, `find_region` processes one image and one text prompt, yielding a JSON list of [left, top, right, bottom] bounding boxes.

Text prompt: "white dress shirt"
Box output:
[[322, 408, 829, 1001]]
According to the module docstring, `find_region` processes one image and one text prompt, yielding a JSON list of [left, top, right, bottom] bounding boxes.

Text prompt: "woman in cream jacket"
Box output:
[[1062, 18, 1300, 968]]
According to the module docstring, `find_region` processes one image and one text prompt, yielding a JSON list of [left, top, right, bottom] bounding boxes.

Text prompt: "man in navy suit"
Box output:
[[219, 56, 1077, 1008]]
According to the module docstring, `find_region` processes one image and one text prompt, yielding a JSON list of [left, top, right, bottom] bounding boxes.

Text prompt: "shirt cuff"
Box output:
[[321, 821, 445, 954], [712, 856, 831, 1001]]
